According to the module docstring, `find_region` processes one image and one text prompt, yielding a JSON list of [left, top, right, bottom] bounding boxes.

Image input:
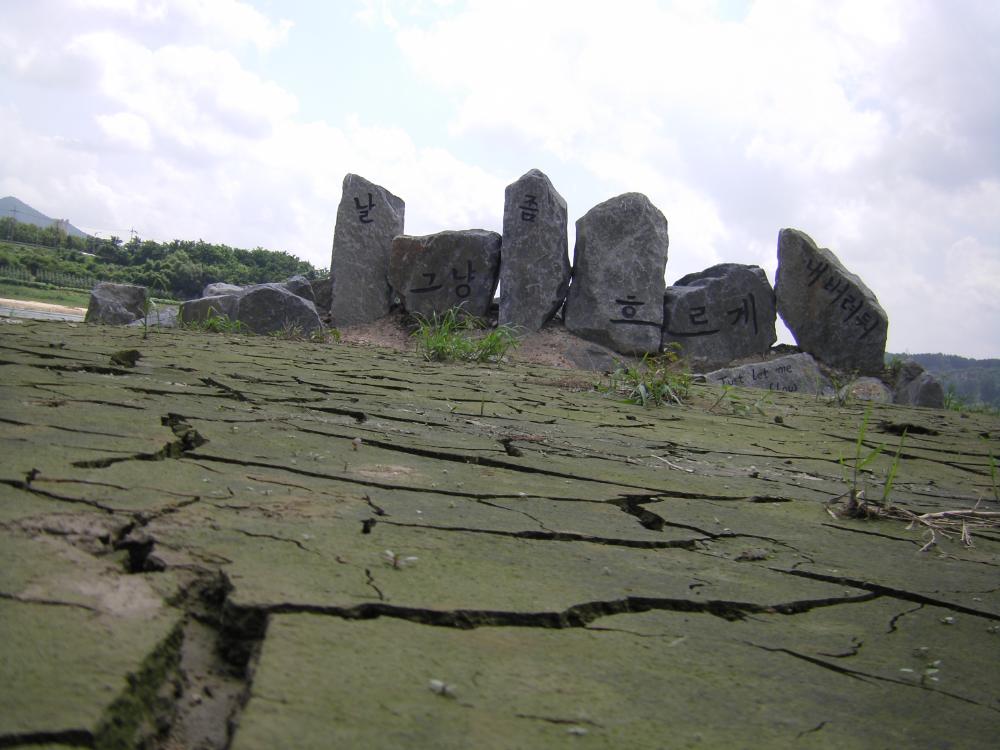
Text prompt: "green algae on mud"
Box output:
[[1, 319, 998, 748]]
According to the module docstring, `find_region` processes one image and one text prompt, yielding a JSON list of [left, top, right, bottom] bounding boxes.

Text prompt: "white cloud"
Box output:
[[381, 0, 1000, 356], [71, 0, 293, 50], [96, 111, 154, 150], [0, 0, 996, 357]]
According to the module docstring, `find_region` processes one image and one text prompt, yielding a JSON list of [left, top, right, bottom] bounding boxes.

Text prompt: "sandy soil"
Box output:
[[0, 297, 87, 314]]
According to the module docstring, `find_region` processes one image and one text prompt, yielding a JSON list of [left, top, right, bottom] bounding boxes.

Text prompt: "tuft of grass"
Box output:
[[410, 308, 519, 363], [601, 347, 691, 407], [829, 416, 1000, 550], [710, 384, 772, 417], [837, 407, 883, 512], [182, 309, 249, 335]]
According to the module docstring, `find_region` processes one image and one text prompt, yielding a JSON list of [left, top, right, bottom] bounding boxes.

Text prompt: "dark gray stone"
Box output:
[[85, 282, 148, 325], [704, 353, 833, 396], [179, 295, 240, 325], [235, 285, 323, 335], [775, 229, 888, 375], [894, 359, 945, 408], [329, 174, 405, 326], [126, 304, 179, 329], [202, 282, 244, 297], [284, 275, 315, 303], [499, 169, 570, 332], [311, 277, 331, 314], [388, 230, 501, 319], [661, 263, 776, 370], [563, 193, 669, 355]]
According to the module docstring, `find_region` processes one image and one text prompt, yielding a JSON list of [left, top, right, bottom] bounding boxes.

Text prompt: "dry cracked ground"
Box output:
[[1, 318, 998, 749]]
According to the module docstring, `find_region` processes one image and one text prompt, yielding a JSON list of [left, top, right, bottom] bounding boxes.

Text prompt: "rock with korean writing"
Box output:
[[388, 230, 502, 319], [661, 263, 776, 370], [704, 353, 834, 396], [775, 229, 888, 375], [329, 173, 405, 327], [563, 193, 669, 355], [499, 169, 570, 331]]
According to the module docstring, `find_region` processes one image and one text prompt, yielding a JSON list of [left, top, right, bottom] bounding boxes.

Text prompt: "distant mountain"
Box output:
[[888, 352, 1000, 408], [0, 196, 90, 239]]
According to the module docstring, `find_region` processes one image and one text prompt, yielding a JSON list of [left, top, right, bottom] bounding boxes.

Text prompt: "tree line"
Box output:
[[0, 216, 322, 300]]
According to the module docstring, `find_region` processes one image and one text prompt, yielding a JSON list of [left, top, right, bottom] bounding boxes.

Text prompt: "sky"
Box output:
[[1, 0, 998, 357]]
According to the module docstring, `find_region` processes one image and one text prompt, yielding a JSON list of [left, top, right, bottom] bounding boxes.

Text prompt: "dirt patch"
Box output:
[[335, 312, 625, 372]]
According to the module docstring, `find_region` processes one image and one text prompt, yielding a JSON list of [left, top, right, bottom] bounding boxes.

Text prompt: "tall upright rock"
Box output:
[[775, 229, 888, 375], [499, 169, 570, 331], [563, 193, 669, 355], [329, 174, 405, 327]]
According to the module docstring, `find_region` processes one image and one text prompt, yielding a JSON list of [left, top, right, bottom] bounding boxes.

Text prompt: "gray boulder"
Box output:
[[388, 230, 501, 319], [498, 169, 570, 332], [329, 173, 405, 326], [563, 193, 669, 355], [839, 377, 893, 404], [179, 295, 240, 325], [85, 282, 148, 325], [284, 275, 315, 303], [704, 353, 833, 396], [202, 282, 244, 297], [661, 263, 776, 370], [775, 229, 888, 375], [127, 304, 179, 329], [893, 359, 945, 408], [234, 285, 323, 335]]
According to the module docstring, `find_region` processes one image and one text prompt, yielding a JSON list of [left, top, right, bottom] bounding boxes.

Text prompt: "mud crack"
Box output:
[[70, 414, 207, 469]]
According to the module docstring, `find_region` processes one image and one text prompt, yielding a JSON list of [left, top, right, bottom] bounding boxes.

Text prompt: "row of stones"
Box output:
[[330, 171, 889, 375]]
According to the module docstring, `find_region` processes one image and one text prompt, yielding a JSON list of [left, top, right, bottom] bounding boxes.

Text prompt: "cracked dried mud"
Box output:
[[1, 319, 998, 748]]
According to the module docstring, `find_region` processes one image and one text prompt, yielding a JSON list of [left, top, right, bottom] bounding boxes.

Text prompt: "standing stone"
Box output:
[[775, 229, 888, 375], [661, 264, 777, 370], [388, 230, 501, 319], [85, 282, 148, 325], [329, 174, 405, 327], [563, 193, 669, 355], [499, 169, 570, 331]]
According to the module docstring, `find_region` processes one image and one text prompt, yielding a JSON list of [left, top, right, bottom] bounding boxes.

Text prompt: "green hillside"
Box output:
[[889, 352, 1000, 409]]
